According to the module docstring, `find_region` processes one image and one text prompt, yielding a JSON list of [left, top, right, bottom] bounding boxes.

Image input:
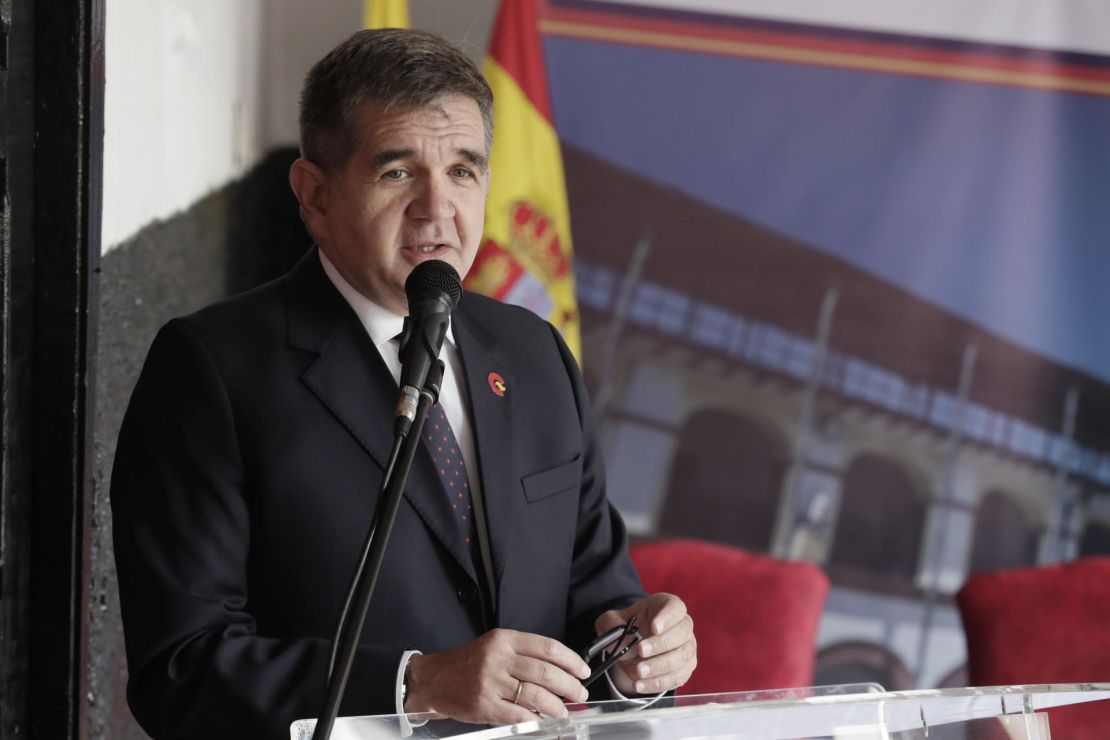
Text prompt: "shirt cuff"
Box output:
[[604, 668, 666, 708], [396, 649, 426, 736]]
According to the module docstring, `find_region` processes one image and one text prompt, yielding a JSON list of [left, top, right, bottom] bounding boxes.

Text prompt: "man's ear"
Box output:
[[289, 158, 331, 241]]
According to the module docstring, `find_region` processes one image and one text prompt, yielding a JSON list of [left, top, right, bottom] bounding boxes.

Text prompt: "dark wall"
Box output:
[[87, 147, 305, 738]]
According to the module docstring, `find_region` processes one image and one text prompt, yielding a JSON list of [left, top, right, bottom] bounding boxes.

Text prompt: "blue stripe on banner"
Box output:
[[546, 35, 1110, 382]]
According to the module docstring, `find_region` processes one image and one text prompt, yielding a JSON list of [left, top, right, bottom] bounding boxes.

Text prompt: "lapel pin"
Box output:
[[487, 372, 507, 397]]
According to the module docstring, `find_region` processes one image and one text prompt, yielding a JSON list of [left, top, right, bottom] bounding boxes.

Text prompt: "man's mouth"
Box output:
[[405, 243, 452, 256]]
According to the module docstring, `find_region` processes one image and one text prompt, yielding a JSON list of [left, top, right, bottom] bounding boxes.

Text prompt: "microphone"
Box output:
[[394, 260, 462, 436]]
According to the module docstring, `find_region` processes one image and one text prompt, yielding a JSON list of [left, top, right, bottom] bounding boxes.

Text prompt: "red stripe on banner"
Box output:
[[488, 0, 555, 124], [539, 1, 1110, 90]]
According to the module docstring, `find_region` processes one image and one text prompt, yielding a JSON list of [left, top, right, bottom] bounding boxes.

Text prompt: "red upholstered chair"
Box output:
[[629, 538, 829, 695], [957, 558, 1110, 740]]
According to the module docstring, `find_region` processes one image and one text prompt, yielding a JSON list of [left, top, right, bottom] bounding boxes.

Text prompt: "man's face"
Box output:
[[301, 96, 490, 314]]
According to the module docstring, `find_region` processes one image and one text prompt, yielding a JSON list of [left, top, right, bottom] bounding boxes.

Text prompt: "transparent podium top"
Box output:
[[292, 682, 1110, 739]]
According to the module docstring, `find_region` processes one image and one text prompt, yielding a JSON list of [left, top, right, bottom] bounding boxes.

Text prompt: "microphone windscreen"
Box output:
[[405, 260, 462, 310]]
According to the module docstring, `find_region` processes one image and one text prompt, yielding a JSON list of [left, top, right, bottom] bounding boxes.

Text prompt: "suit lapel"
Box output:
[[453, 300, 515, 595], [287, 250, 398, 470], [285, 250, 479, 583]]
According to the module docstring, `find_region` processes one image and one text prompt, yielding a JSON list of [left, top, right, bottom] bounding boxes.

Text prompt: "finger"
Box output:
[[640, 593, 687, 636], [512, 656, 590, 704], [493, 690, 545, 726], [629, 630, 697, 681], [630, 659, 697, 695], [513, 679, 574, 719], [626, 639, 698, 695], [637, 614, 694, 659], [512, 633, 591, 682], [489, 676, 548, 725], [594, 608, 628, 635]]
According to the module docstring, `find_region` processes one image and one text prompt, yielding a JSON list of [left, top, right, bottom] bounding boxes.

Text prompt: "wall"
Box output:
[[102, 0, 264, 250]]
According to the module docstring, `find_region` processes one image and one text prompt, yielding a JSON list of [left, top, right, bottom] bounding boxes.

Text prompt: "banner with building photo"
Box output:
[[539, 0, 1110, 689]]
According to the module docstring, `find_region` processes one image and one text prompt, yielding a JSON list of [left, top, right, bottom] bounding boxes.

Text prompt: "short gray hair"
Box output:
[[299, 28, 494, 171]]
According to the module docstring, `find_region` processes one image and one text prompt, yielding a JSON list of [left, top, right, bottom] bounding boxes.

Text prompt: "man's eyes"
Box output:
[[378, 166, 479, 181]]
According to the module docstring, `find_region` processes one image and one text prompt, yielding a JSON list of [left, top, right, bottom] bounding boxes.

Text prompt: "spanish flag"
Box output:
[[467, 0, 582, 361], [363, 0, 409, 29]]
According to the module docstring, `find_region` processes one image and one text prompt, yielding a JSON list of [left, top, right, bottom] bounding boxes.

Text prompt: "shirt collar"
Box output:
[[318, 248, 455, 350]]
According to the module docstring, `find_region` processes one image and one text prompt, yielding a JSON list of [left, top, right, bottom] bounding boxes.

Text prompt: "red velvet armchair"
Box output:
[[630, 538, 829, 695], [957, 557, 1110, 740]]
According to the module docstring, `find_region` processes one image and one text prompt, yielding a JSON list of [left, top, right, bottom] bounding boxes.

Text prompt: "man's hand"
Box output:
[[595, 593, 697, 695], [404, 629, 592, 724]]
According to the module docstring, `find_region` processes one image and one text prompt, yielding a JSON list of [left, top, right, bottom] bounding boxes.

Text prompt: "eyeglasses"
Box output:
[[580, 615, 642, 688]]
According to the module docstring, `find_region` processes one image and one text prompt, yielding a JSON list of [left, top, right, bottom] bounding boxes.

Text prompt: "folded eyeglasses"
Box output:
[[580, 615, 642, 688]]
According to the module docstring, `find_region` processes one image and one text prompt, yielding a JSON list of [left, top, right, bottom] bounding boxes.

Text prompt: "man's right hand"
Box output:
[[404, 629, 592, 724]]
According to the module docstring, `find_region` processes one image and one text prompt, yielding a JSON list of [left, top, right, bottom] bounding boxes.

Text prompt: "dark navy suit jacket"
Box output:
[[111, 249, 643, 739]]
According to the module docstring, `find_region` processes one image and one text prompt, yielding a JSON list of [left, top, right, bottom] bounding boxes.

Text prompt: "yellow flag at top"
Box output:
[[364, 0, 409, 29], [466, 0, 582, 361]]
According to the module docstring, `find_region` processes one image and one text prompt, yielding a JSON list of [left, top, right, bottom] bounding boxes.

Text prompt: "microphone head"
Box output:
[[405, 260, 463, 312]]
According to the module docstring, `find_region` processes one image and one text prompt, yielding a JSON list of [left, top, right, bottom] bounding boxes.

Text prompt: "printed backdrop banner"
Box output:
[[539, 0, 1110, 690]]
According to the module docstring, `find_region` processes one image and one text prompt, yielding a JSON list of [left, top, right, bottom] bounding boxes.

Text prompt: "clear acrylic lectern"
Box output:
[[291, 682, 1110, 739]]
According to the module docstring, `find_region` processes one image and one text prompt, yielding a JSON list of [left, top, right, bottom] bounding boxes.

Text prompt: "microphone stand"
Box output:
[[312, 359, 446, 740]]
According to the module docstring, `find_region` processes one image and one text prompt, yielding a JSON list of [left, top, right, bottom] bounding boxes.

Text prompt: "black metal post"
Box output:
[[313, 361, 444, 740]]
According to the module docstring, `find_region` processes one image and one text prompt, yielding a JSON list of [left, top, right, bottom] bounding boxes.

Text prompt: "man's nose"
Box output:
[[408, 176, 455, 220]]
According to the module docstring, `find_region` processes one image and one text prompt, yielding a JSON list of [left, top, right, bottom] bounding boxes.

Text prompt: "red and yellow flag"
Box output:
[[363, 0, 409, 29], [467, 0, 582, 360]]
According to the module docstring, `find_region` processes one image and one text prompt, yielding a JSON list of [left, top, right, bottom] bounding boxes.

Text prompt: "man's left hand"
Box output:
[[594, 592, 697, 696]]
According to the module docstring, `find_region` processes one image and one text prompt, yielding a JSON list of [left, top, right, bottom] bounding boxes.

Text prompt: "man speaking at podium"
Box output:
[[111, 28, 695, 739]]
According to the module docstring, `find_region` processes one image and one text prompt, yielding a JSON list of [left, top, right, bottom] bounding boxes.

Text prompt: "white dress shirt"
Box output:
[[319, 251, 481, 497]]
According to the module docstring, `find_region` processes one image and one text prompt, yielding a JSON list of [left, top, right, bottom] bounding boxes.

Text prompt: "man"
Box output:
[[112, 29, 695, 740]]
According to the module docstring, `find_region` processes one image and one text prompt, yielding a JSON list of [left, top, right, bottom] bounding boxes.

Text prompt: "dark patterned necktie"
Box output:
[[422, 402, 476, 548], [394, 335, 486, 596]]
